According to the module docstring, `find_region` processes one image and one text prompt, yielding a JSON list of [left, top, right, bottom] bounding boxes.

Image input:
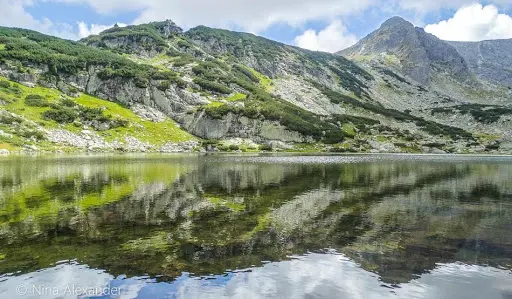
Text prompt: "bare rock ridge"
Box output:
[[338, 16, 471, 85], [447, 39, 512, 87]]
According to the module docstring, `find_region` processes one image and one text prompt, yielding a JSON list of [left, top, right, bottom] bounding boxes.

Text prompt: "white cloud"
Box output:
[[397, 0, 512, 14], [294, 20, 357, 52], [425, 3, 512, 41], [46, 0, 375, 33], [0, 0, 78, 39], [77, 22, 127, 38], [3, 0, 512, 43]]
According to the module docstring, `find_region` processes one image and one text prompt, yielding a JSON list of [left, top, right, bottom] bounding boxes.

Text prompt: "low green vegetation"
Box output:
[[171, 54, 196, 67], [82, 21, 176, 52], [74, 93, 194, 144], [226, 93, 246, 101], [24, 94, 50, 107], [378, 67, 410, 84], [0, 77, 194, 150], [312, 81, 474, 140], [186, 26, 284, 63], [233, 65, 259, 82], [193, 77, 232, 94], [0, 27, 180, 86], [201, 78, 351, 143], [432, 104, 512, 124]]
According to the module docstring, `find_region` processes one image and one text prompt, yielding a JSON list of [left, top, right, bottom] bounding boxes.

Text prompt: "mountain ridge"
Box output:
[[338, 16, 472, 86], [0, 17, 511, 155]]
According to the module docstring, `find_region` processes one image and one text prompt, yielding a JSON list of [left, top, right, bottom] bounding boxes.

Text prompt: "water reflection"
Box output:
[[0, 154, 511, 298]]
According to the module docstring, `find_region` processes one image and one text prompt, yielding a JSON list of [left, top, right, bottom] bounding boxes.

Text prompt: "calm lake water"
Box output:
[[0, 154, 511, 299]]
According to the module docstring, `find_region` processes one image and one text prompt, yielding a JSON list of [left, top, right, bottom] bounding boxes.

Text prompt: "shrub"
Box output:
[[170, 77, 187, 88], [60, 98, 77, 107], [177, 39, 193, 49], [193, 78, 232, 94], [0, 80, 10, 88], [233, 65, 259, 83], [134, 76, 149, 88], [20, 129, 45, 140], [166, 48, 182, 57], [78, 106, 109, 122], [42, 107, 78, 123], [68, 86, 78, 94], [229, 144, 239, 151], [0, 114, 18, 124], [25, 94, 50, 107], [157, 80, 171, 91], [110, 118, 129, 128], [173, 56, 195, 67], [259, 144, 272, 151]]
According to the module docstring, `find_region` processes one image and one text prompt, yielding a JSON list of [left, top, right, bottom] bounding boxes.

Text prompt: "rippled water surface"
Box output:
[[0, 154, 511, 298]]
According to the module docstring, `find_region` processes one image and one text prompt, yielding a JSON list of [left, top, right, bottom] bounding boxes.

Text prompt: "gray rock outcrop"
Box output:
[[448, 39, 512, 87], [339, 16, 471, 85]]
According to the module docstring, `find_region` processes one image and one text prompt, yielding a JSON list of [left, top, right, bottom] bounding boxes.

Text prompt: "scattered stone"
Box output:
[[267, 141, 293, 150], [0, 149, 10, 155], [20, 82, 36, 88], [159, 141, 199, 152], [124, 136, 154, 152], [132, 104, 167, 122], [22, 145, 39, 152]]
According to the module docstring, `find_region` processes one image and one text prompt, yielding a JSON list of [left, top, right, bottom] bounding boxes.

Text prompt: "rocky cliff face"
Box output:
[[339, 17, 471, 85], [448, 39, 512, 87]]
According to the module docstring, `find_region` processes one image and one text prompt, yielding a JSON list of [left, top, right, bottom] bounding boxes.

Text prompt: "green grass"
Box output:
[[204, 93, 246, 109], [205, 101, 225, 108], [376, 135, 389, 142], [226, 93, 247, 101], [0, 77, 195, 149], [75, 93, 195, 144], [2, 80, 62, 127], [341, 123, 356, 138], [474, 133, 501, 142], [248, 67, 273, 91]]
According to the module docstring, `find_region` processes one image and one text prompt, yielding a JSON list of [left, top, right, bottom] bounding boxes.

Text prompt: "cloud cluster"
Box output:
[[50, 0, 374, 32], [0, 0, 76, 39], [2, 0, 512, 45], [425, 4, 512, 41], [294, 20, 357, 52]]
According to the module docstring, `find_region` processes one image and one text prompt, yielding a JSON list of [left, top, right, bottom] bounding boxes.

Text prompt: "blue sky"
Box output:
[[1, 0, 512, 52]]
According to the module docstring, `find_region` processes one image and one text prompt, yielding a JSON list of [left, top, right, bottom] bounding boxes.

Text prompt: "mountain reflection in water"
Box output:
[[0, 154, 511, 299]]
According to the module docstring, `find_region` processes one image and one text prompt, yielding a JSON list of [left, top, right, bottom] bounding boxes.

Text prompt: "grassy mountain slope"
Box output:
[[0, 76, 194, 153], [0, 19, 510, 154]]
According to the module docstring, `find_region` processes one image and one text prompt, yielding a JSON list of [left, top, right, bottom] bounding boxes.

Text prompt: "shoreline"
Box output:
[[2, 151, 512, 158]]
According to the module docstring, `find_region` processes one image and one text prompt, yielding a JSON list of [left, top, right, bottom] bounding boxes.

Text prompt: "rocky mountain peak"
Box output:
[[380, 16, 413, 29], [156, 19, 183, 37], [338, 16, 471, 85]]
